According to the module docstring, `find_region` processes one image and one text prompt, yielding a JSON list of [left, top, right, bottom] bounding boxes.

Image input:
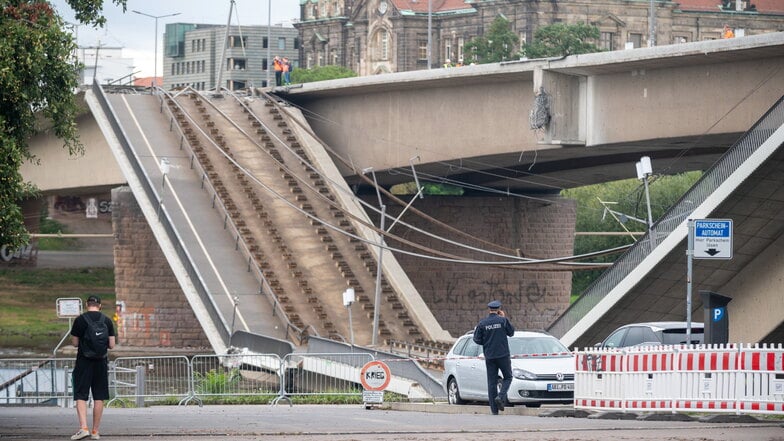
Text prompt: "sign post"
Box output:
[[53, 298, 83, 355], [360, 360, 391, 409], [687, 219, 733, 343]]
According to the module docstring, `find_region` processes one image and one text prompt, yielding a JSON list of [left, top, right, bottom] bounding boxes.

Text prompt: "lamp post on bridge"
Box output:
[[132, 10, 181, 90]]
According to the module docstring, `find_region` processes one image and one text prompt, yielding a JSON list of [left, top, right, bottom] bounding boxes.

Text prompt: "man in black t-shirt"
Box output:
[[473, 300, 515, 415], [70, 295, 115, 440]]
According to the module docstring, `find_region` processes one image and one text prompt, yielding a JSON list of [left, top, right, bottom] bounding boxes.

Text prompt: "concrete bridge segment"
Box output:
[[281, 32, 784, 195]]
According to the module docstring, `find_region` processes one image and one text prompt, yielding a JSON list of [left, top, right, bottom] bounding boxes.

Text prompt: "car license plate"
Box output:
[[547, 383, 574, 391]]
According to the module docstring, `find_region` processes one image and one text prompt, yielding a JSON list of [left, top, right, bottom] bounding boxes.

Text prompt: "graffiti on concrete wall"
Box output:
[[117, 306, 173, 347], [428, 274, 549, 311], [0, 243, 37, 263]]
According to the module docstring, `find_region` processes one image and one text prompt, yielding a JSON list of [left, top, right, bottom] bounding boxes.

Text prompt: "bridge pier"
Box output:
[[365, 194, 576, 336], [111, 187, 210, 350]]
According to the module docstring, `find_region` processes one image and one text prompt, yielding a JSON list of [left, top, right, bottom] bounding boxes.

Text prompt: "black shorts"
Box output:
[[72, 357, 110, 401]]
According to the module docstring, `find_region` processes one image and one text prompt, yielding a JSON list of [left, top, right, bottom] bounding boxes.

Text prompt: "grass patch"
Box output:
[[37, 217, 80, 251], [0, 268, 115, 351]]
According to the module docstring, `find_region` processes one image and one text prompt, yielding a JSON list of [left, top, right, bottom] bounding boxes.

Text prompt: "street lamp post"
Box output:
[[636, 156, 655, 249], [132, 10, 181, 90]]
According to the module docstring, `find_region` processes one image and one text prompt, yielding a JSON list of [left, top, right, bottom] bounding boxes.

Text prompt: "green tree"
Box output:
[[0, 0, 125, 251], [464, 16, 519, 64], [290, 65, 357, 84], [563, 171, 701, 295], [521, 23, 602, 58]]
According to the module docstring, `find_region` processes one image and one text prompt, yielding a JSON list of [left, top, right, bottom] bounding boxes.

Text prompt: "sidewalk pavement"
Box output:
[[1, 403, 781, 441]]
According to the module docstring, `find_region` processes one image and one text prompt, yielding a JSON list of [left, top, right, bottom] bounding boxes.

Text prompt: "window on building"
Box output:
[[318, 49, 324, 66], [320, 2, 326, 18], [263, 37, 268, 49], [445, 39, 452, 61], [458, 37, 464, 62], [332, 0, 339, 15], [600, 32, 615, 51], [229, 35, 247, 48], [628, 33, 643, 48], [171, 64, 175, 75], [418, 39, 428, 60], [381, 31, 389, 60], [294, 37, 300, 50], [307, 53, 313, 69], [192, 40, 196, 52], [331, 48, 338, 65], [201, 60, 205, 73], [673, 35, 689, 44], [228, 58, 247, 70], [278, 37, 286, 50], [262, 58, 268, 70], [519, 32, 527, 46]]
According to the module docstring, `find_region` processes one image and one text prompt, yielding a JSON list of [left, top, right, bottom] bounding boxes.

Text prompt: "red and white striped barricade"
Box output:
[[737, 343, 784, 415], [674, 344, 739, 413], [574, 349, 626, 411], [622, 345, 678, 412]]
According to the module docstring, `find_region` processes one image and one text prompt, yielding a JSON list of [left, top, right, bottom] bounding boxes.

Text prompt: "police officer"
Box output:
[[473, 300, 515, 415]]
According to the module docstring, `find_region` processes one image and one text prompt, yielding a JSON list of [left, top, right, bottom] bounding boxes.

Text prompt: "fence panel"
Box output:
[[190, 353, 281, 402], [110, 356, 191, 406], [0, 358, 74, 406], [574, 350, 625, 411], [674, 344, 739, 413], [737, 343, 784, 414], [623, 346, 677, 412], [282, 353, 373, 398]]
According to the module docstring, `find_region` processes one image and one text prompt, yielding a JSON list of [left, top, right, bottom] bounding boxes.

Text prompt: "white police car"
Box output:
[[442, 330, 574, 407]]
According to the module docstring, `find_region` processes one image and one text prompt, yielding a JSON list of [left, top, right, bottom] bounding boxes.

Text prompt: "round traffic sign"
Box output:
[[360, 360, 391, 391]]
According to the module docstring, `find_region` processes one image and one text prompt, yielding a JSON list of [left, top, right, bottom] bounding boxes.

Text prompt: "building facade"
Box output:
[[78, 46, 135, 86], [162, 23, 300, 91], [295, 0, 784, 76]]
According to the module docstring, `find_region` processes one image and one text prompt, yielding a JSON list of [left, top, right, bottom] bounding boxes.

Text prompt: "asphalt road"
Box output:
[[1, 404, 781, 441], [36, 250, 114, 269]]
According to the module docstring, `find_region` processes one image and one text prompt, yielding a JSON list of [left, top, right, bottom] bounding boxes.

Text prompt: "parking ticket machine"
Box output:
[[700, 290, 732, 344]]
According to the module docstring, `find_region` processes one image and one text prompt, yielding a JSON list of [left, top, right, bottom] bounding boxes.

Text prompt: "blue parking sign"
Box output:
[[693, 219, 733, 260]]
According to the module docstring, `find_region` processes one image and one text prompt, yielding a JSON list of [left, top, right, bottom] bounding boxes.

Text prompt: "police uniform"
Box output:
[[473, 300, 515, 414]]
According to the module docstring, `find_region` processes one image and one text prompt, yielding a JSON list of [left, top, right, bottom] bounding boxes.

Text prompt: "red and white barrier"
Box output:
[[574, 343, 784, 416]]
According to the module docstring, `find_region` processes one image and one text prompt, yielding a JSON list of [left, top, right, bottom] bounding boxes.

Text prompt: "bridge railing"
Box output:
[[90, 83, 232, 348], [548, 95, 784, 339]]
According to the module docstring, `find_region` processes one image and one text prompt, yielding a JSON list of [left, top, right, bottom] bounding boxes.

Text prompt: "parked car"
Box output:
[[442, 330, 574, 407], [596, 321, 705, 349]]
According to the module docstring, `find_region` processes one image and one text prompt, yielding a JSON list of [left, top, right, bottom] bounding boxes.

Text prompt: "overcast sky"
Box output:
[[51, 0, 300, 77]]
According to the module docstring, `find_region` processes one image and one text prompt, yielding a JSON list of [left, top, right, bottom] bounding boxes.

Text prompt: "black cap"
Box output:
[[86, 295, 101, 305], [487, 300, 502, 309]]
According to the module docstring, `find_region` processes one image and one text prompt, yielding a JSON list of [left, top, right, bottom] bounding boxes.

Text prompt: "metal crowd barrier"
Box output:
[[279, 352, 373, 404], [0, 358, 75, 407], [191, 353, 281, 404], [1, 352, 379, 408], [109, 356, 191, 407], [575, 343, 784, 416]]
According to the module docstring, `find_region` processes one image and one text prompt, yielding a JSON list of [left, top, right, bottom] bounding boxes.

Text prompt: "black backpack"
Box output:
[[81, 313, 109, 359]]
